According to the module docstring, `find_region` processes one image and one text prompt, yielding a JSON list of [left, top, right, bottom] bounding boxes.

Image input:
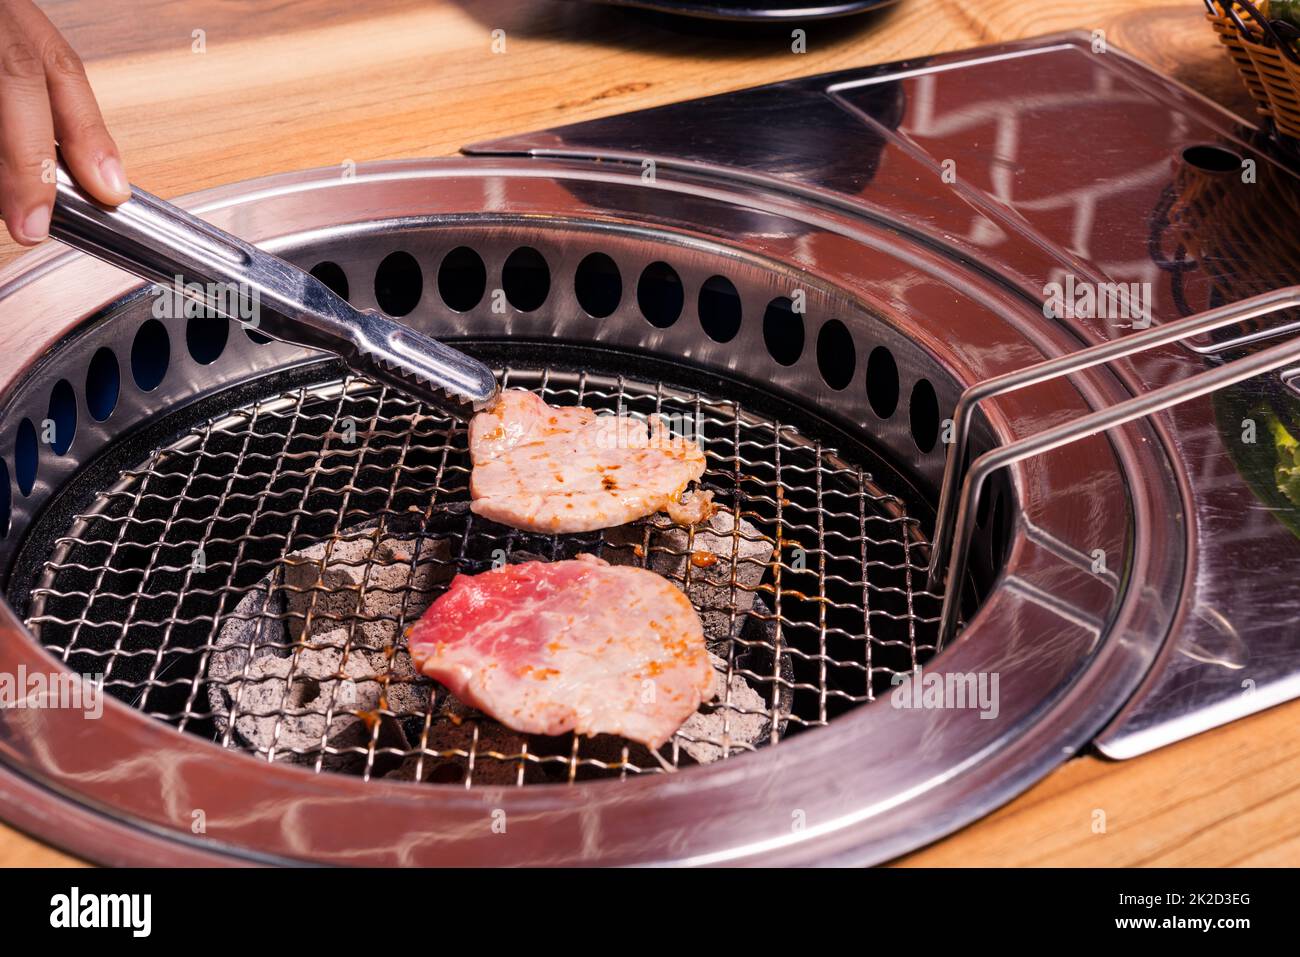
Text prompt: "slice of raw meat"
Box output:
[[407, 554, 713, 748], [468, 389, 707, 533]]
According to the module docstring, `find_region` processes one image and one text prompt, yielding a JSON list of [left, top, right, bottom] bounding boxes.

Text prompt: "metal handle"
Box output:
[[929, 286, 1300, 647], [43, 157, 498, 417]]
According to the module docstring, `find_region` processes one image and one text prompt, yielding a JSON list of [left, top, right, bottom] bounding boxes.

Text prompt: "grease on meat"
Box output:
[[468, 389, 707, 533], [407, 554, 713, 748]]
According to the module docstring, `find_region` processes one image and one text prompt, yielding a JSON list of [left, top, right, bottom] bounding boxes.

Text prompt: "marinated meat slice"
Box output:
[[407, 554, 713, 748], [468, 389, 707, 533]]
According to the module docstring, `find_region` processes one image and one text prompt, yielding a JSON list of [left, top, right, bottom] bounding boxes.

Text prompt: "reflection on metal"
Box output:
[[929, 287, 1300, 591], [0, 31, 1297, 864], [1020, 514, 1120, 589], [935, 288, 1300, 646], [1183, 604, 1247, 670]]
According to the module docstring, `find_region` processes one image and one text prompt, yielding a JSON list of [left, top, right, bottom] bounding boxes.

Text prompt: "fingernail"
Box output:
[[21, 205, 50, 243], [99, 155, 129, 198]]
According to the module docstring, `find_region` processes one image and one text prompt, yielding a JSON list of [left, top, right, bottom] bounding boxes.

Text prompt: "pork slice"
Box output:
[[468, 389, 706, 534], [407, 554, 713, 748]]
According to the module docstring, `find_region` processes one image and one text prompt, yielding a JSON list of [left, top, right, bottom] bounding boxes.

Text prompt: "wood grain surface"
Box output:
[[1, 0, 1296, 868]]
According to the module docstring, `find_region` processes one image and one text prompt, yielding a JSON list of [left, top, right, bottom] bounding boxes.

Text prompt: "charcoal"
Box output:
[[387, 695, 544, 785], [207, 531, 454, 767], [604, 507, 773, 641], [280, 534, 453, 647], [675, 652, 773, 764]]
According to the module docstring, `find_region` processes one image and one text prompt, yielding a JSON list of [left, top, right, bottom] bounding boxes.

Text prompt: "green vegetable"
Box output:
[[1268, 0, 1300, 30], [1270, 412, 1300, 506]]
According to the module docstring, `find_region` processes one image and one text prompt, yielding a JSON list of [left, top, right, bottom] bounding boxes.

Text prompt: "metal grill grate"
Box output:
[[23, 367, 947, 785]]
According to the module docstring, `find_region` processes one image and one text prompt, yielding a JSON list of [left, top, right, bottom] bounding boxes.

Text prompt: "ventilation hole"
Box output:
[[85, 347, 119, 422], [816, 319, 856, 390], [762, 297, 803, 366], [502, 246, 550, 312], [438, 246, 486, 312], [866, 346, 899, 418], [574, 252, 622, 319], [15, 419, 36, 496], [245, 326, 272, 345], [698, 275, 742, 343], [47, 380, 76, 456], [637, 261, 683, 329], [1181, 143, 1241, 174], [374, 250, 423, 317], [310, 260, 350, 300], [0, 459, 8, 536], [186, 315, 228, 365], [910, 378, 941, 453], [131, 319, 170, 392]]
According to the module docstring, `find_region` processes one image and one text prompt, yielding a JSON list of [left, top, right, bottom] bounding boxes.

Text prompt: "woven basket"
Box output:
[[1207, 0, 1300, 138]]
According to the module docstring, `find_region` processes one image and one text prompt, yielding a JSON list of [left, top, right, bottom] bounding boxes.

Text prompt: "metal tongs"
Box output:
[[38, 157, 499, 418]]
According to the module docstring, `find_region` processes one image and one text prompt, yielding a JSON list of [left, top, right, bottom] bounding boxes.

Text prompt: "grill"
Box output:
[[2, 35, 1295, 865], [17, 364, 946, 784]]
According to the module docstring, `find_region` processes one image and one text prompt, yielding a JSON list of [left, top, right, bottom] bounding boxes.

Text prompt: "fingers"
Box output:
[[0, 1, 128, 245], [45, 38, 129, 207], [0, 32, 56, 245]]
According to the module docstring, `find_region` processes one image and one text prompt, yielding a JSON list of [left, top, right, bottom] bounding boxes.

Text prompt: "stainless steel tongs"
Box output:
[[35, 157, 499, 418]]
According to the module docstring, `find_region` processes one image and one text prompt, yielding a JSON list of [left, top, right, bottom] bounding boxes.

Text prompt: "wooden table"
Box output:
[[2, 0, 1296, 868]]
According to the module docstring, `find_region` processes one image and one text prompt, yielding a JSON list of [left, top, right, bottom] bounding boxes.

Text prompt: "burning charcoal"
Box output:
[[675, 653, 772, 764], [604, 507, 773, 642], [208, 530, 454, 769], [213, 631, 404, 772], [281, 534, 453, 648]]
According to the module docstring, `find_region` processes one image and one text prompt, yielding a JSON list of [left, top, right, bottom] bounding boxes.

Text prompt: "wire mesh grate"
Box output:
[[23, 367, 948, 785]]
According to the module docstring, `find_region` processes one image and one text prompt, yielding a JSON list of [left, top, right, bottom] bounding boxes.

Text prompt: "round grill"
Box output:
[[0, 157, 1174, 865], [17, 361, 944, 785]]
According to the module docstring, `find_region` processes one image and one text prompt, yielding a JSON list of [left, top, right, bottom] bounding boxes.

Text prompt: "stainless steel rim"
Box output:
[[0, 157, 1184, 865]]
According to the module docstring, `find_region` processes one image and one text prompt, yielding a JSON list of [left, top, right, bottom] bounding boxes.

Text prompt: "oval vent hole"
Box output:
[[374, 251, 423, 317], [1181, 143, 1241, 174], [816, 319, 855, 391], [15, 419, 37, 496], [699, 275, 741, 343], [438, 246, 487, 312], [131, 319, 170, 392], [575, 252, 622, 319], [866, 346, 899, 418], [502, 246, 550, 312], [638, 261, 683, 329], [186, 315, 228, 365], [762, 296, 803, 366], [310, 260, 350, 300], [910, 378, 941, 453], [47, 380, 77, 455], [86, 347, 120, 421]]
